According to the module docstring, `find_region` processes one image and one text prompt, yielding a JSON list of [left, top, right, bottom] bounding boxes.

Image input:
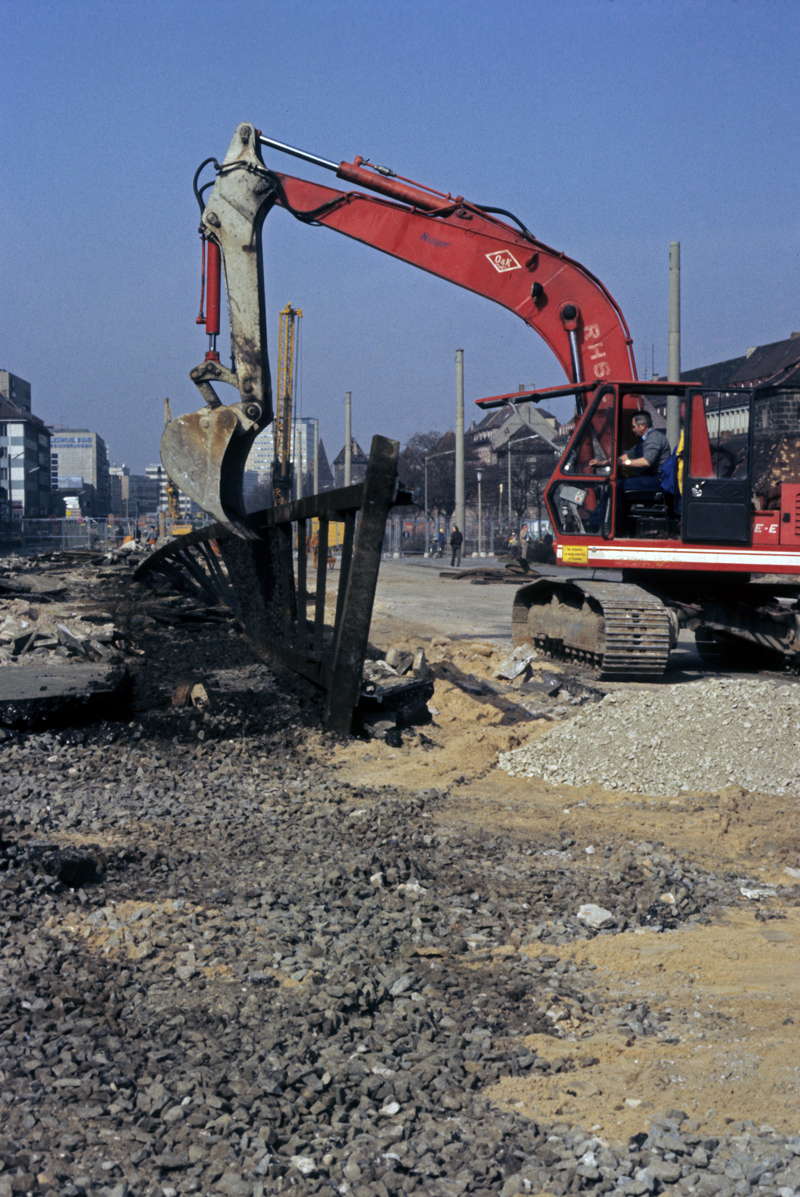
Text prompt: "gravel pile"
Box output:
[[499, 678, 800, 796], [2, 566, 800, 1195]]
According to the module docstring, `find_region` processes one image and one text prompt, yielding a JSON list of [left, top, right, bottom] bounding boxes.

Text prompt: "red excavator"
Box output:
[[162, 122, 800, 676]]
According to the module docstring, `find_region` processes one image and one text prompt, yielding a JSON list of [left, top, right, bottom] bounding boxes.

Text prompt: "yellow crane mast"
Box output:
[[272, 303, 302, 504]]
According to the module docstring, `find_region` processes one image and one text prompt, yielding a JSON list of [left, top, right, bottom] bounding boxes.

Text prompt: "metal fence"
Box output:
[[380, 514, 553, 559], [0, 518, 120, 556], [0, 516, 219, 557]]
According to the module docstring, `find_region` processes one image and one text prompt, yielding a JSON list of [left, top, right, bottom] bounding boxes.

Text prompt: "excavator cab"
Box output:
[[546, 380, 755, 548]]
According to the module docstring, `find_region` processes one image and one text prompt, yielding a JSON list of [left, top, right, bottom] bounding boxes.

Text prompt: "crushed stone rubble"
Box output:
[[0, 547, 231, 671], [0, 550, 149, 666], [2, 559, 800, 1195], [499, 677, 800, 796]]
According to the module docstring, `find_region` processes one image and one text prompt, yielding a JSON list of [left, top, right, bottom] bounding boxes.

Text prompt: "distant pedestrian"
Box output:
[[449, 524, 463, 568], [437, 528, 445, 558]]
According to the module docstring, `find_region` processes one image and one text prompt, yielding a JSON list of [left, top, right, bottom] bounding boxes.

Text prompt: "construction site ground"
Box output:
[[2, 550, 800, 1195], [336, 558, 800, 1141]]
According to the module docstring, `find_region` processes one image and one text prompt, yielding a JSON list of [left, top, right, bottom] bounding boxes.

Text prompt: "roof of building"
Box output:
[[728, 336, 800, 388], [468, 407, 560, 450], [682, 333, 800, 390], [316, 438, 335, 488], [680, 354, 749, 390], [332, 438, 369, 466]]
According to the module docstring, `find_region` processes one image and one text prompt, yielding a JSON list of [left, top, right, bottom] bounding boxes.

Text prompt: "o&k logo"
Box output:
[[486, 250, 521, 273]]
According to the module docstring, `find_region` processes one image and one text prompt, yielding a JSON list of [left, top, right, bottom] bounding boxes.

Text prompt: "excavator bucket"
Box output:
[[160, 403, 261, 538]]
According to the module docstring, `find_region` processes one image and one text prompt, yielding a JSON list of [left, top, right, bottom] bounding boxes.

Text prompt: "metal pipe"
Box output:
[[313, 418, 319, 494], [295, 424, 303, 500], [667, 241, 681, 449], [455, 350, 465, 536], [344, 391, 352, 486], [567, 329, 582, 384], [257, 135, 338, 174], [507, 444, 512, 525]]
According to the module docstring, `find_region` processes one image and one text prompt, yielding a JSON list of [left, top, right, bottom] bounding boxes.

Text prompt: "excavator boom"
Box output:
[[162, 122, 637, 534]]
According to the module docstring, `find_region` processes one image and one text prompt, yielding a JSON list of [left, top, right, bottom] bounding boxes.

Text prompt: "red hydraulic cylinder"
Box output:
[[336, 158, 459, 213], [205, 239, 221, 339]]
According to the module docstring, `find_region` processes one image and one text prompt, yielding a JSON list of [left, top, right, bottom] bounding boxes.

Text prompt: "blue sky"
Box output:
[[2, 0, 798, 472]]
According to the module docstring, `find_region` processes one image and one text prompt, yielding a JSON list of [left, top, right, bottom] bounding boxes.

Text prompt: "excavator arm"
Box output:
[[162, 122, 637, 535]]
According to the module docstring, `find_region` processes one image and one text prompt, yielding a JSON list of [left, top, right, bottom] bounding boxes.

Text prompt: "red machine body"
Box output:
[[271, 169, 636, 388], [477, 379, 800, 580]]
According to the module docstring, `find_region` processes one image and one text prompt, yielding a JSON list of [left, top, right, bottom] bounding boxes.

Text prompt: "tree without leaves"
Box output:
[[398, 430, 464, 524], [502, 435, 558, 529], [398, 431, 443, 497]]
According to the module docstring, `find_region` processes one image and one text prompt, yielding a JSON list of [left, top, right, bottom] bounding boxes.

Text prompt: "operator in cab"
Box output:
[[587, 410, 672, 535], [617, 411, 671, 495]]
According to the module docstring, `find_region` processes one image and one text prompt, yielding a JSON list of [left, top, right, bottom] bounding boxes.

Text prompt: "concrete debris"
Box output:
[[496, 643, 538, 680], [0, 550, 232, 729], [0, 555, 136, 667], [172, 680, 212, 710], [385, 646, 415, 674], [3, 569, 800, 1195], [0, 662, 132, 731], [360, 713, 398, 742], [576, 903, 616, 930]]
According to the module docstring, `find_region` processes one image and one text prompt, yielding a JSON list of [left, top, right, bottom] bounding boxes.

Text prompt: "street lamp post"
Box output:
[[424, 458, 429, 556], [507, 446, 512, 524], [505, 431, 549, 538], [476, 468, 483, 557]]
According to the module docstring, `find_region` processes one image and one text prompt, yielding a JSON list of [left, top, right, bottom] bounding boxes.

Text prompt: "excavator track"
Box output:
[[512, 579, 673, 678]]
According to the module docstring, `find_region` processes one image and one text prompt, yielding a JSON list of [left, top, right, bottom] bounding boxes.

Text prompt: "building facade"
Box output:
[[0, 398, 52, 518], [0, 372, 51, 518], [109, 465, 161, 518], [49, 428, 111, 516], [144, 464, 205, 518], [243, 415, 317, 506], [0, 371, 32, 415]]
